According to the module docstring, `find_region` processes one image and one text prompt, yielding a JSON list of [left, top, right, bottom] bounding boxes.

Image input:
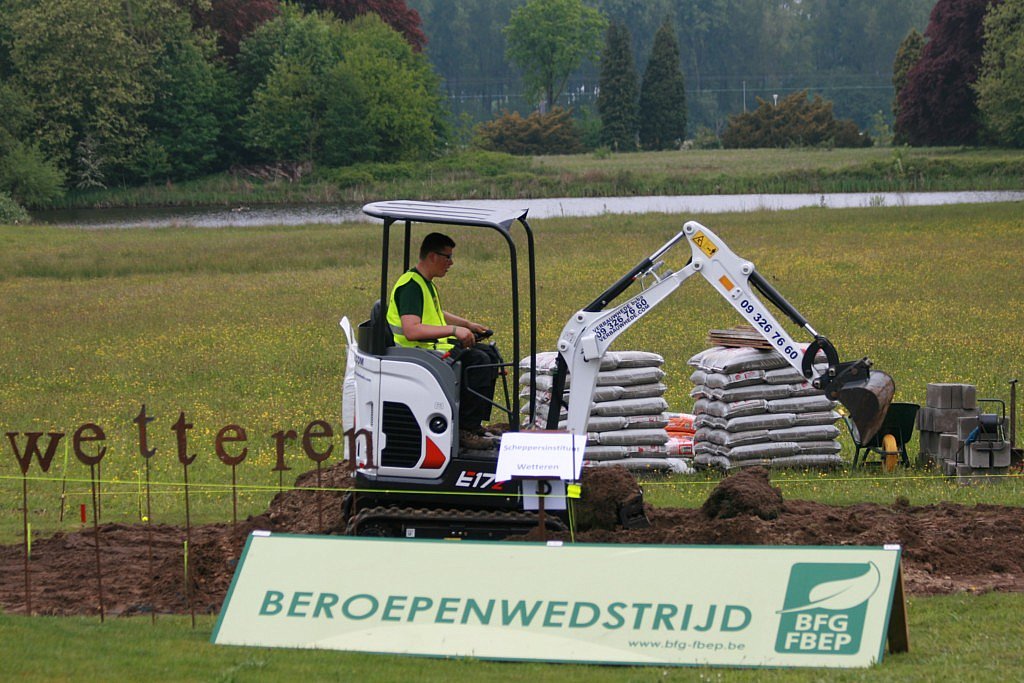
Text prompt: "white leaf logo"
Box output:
[[778, 562, 881, 614]]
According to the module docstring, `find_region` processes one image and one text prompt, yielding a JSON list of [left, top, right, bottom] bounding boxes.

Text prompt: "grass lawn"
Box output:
[[2, 200, 1023, 679], [2, 202, 1023, 542], [2, 591, 1022, 681]]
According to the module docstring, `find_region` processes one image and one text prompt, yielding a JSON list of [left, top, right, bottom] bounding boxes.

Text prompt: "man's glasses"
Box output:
[[433, 251, 454, 261]]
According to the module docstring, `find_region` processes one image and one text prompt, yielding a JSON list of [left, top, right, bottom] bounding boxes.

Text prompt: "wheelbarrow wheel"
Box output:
[[882, 433, 899, 473]]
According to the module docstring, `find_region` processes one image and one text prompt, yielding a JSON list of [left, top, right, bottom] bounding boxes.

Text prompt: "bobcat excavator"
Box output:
[[339, 200, 895, 539]]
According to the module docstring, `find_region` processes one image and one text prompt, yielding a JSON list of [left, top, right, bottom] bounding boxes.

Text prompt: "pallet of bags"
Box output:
[[688, 345, 844, 471], [518, 351, 688, 472]]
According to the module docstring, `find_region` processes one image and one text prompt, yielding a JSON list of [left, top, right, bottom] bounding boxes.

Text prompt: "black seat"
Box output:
[[357, 299, 394, 355], [370, 300, 394, 344]]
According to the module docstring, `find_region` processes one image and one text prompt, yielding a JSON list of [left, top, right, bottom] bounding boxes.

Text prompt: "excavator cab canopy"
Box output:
[[360, 200, 543, 427]]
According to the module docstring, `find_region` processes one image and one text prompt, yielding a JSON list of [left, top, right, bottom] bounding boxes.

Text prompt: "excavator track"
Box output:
[[344, 505, 568, 540]]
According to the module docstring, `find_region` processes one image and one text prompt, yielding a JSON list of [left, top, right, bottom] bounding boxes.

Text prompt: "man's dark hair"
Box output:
[[420, 232, 456, 259]]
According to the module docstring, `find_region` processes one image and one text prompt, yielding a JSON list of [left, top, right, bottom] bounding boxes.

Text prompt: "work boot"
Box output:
[[459, 429, 494, 450]]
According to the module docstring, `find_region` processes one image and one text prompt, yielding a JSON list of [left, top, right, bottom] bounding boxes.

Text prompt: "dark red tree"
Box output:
[[895, 0, 999, 146], [178, 0, 282, 58], [299, 0, 425, 51]]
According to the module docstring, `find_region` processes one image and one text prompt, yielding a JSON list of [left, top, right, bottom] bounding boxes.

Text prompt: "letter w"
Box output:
[[6, 432, 65, 474], [501, 600, 543, 626]]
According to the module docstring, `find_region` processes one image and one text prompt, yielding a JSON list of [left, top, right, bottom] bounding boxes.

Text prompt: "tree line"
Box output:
[[1, 0, 1022, 220], [410, 0, 937, 133], [0, 0, 445, 211]]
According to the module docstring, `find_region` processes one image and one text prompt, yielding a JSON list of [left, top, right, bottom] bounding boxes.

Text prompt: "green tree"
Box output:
[[975, 0, 1024, 147], [241, 8, 354, 162], [597, 21, 638, 151], [130, 1, 233, 180], [236, 4, 345, 100], [242, 10, 444, 163], [0, 80, 64, 206], [339, 13, 446, 160], [3, 0, 151, 183], [503, 0, 607, 110], [892, 29, 926, 119], [638, 19, 686, 150]]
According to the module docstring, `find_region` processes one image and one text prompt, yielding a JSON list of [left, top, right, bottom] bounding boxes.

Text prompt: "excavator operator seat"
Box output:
[[357, 299, 395, 355]]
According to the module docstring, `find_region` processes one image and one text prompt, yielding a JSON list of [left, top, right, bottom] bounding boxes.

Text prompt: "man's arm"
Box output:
[[399, 314, 475, 346], [442, 312, 488, 336]]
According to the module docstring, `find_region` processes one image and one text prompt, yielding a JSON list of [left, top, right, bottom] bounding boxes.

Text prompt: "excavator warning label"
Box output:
[[691, 231, 718, 257]]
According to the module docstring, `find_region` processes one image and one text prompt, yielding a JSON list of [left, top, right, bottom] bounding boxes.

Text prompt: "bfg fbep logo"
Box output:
[[775, 562, 881, 655]]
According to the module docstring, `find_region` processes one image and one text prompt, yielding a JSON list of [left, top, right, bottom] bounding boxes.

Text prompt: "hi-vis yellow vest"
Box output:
[[386, 269, 454, 350]]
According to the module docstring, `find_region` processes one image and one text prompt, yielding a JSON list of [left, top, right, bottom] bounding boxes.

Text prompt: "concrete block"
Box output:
[[965, 444, 990, 469], [961, 385, 977, 410], [958, 416, 979, 441], [927, 383, 977, 409], [940, 458, 957, 476], [918, 429, 940, 454], [919, 406, 978, 434], [936, 433, 959, 463], [967, 441, 1011, 468]]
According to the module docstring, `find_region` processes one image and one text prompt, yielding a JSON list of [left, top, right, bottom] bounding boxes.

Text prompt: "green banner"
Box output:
[[212, 533, 903, 668]]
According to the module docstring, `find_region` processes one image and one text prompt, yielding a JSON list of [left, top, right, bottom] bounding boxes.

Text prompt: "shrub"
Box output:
[[472, 108, 584, 156], [722, 91, 871, 149], [0, 191, 31, 224], [0, 141, 65, 206], [691, 126, 722, 150]]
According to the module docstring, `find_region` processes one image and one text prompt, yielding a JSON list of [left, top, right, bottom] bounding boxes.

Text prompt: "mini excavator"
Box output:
[[339, 200, 895, 539]]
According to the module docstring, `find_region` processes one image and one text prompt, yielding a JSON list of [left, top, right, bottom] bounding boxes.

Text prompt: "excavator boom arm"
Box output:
[[553, 221, 894, 442]]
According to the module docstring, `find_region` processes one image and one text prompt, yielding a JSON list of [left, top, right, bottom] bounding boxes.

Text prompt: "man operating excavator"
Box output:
[[385, 232, 501, 450]]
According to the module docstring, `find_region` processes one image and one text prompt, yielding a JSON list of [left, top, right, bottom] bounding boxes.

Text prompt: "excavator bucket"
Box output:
[[837, 370, 896, 444]]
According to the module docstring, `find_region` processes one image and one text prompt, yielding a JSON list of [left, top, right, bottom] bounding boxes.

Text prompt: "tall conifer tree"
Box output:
[[892, 28, 925, 119], [638, 19, 686, 150], [597, 21, 638, 151]]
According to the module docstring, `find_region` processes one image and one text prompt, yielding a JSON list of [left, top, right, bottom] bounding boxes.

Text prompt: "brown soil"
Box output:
[[701, 466, 784, 520], [2, 465, 1022, 617]]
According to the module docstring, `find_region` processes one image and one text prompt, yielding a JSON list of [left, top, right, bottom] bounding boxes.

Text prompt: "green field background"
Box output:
[[2, 202, 1023, 540], [2, 202, 1023, 680]]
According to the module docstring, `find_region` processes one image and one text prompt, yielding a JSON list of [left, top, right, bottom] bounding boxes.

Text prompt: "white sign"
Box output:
[[494, 431, 583, 482], [521, 479, 567, 510], [213, 534, 905, 668]]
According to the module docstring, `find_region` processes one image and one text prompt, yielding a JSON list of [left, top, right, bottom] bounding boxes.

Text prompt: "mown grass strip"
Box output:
[[2, 592, 1023, 681], [45, 147, 1024, 210]]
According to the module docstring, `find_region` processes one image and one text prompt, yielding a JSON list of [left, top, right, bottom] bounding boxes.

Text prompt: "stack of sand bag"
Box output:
[[688, 338, 844, 470], [519, 351, 694, 473]]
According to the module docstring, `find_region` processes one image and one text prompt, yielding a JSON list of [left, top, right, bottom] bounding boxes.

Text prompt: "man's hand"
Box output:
[[453, 325, 476, 347], [467, 322, 489, 336]]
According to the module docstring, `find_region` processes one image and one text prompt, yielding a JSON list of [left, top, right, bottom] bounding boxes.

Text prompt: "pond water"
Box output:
[[33, 191, 1024, 229]]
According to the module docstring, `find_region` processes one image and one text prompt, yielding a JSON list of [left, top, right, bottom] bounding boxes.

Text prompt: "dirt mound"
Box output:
[[573, 466, 645, 531], [701, 467, 783, 520], [2, 461, 1023, 617]]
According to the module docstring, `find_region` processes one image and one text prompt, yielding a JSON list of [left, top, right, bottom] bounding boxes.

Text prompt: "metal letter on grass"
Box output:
[[6, 430, 65, 617]]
